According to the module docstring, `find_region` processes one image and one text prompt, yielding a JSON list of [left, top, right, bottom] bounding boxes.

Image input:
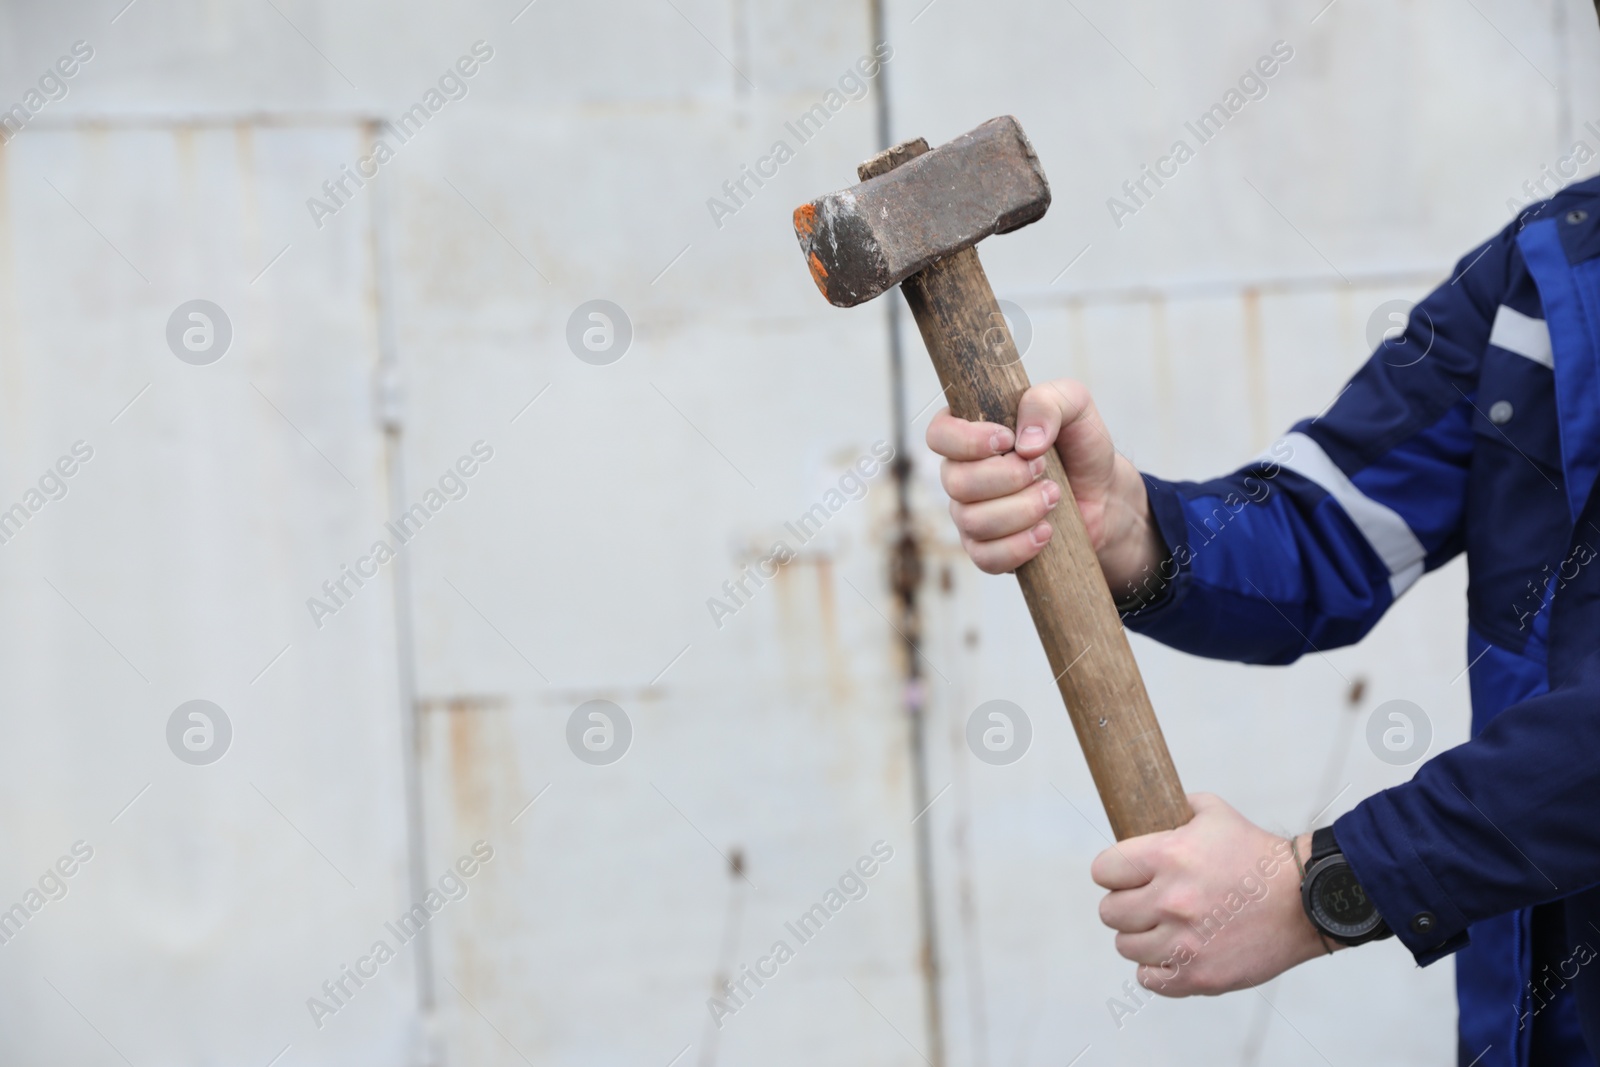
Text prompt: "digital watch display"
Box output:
[[1300, 827, 1393, 946]]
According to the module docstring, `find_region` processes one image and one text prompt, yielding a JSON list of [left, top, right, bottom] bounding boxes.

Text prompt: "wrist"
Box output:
[[1290, 833, 1342, 954], [1103, 461, 1168, 602]]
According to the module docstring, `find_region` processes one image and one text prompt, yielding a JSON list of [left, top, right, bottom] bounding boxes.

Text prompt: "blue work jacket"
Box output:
[[1123, 176, 1600, 1067]]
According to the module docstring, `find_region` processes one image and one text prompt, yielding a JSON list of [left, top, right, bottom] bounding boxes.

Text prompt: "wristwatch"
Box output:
[[1300, 827, 1393, 946]]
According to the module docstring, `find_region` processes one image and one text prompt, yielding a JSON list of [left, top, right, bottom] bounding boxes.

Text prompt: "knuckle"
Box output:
[[1146, 837, 1178, 865], [960, 536, 986, 569], [1156, 978, 1193, 999], [1054, 376, 1086, 404], [1163, 836, 1197, 872], [943, 466, 974, 501], [1162, 887, 1203, 923], [1001, 454, 1031, 490], [971, 544, 1008, 575]]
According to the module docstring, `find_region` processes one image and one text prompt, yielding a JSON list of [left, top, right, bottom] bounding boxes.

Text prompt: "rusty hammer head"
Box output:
[[793, 116, 1050, 308]]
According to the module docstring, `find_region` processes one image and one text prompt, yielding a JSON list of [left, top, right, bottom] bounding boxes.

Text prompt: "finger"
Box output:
[[941, 453, 1044, 504], [1115, 928, 1189, 966], [1098, 885, 1161, 934], [1014, 379, 1094, 458], [1185, 792, 1224, 814], [963, 523, 1052, 574], [1137, 962, 1195, 998], [1090, 842, 1158, 891], [926, 409, 1015, 462], [949, 480, 1061, 541]]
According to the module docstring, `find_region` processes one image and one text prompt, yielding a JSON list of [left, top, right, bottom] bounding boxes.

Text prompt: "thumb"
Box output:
[[1013, 382, 1073, 459], [1019, 380, 1120, 498]]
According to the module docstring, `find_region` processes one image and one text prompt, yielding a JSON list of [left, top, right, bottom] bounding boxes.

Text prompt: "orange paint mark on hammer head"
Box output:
[[792, 202, 817, 239], [806, 252, 830, 296], [794, 204, 830, 297]]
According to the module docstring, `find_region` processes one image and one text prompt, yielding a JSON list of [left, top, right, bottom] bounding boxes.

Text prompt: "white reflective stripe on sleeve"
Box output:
[[1488, 304, 1553, 368], [1264, 432, 1428, 598]]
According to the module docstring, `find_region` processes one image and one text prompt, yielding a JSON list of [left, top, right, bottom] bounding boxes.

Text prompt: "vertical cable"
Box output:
[[867, 4, 947, 1065], [366, 119, 439, 1062]]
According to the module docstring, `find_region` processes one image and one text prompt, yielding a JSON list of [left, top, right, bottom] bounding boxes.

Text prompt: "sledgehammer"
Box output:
[[793, 116, 1191, 840]]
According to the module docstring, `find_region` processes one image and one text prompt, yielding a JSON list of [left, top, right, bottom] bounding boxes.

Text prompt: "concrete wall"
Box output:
[[0, 0, 1594, 1063]]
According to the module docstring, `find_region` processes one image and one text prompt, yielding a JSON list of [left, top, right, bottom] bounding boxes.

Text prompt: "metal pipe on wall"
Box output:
[[868, 2, 948, 1064]]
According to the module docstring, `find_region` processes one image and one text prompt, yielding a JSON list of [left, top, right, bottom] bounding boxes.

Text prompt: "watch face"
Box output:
[[1309, 861, 1381, 941]]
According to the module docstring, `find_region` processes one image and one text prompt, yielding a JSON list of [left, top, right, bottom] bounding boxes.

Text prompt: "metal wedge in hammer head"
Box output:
[[791, 116, 1192, 841], [793, 115, 1051, 308]]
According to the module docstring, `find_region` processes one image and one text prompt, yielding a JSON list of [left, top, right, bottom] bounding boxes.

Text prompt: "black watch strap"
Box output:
[[1310, 826, 1341, 864]]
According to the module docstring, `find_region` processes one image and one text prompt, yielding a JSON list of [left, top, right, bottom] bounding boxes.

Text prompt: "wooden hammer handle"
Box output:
[[900, 248, 1192, 840]]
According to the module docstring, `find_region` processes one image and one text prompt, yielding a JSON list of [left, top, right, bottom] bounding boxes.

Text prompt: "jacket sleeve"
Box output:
[[1120, 229, 1513, 664], [1334, 646, 1600, 963]]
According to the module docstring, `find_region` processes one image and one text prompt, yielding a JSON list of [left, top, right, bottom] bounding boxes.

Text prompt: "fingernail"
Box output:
[[1042, 480, 1061, 508], [1028, 456, 1046, 480], [1030, 521, 1052, 545], [990, 427, 1015, 453], [1019, 425, 1045, 449]]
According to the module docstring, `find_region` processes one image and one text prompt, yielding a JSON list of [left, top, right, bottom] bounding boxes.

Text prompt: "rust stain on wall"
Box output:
[[813, 556, 853, 704], [767, 552, 858, 714], [1148, 294, 1173, 459], [1241, 286, 1269, 447], [173, 125, 199, 218], [232, 123, 260, 273], [1067, 298, 1090, 387], [420, 694, 514, 835]]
